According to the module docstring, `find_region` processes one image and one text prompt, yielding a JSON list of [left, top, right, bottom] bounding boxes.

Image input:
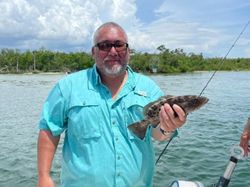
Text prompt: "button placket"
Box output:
[[109, 100, 128, 186], [111, 118, 124, 184]]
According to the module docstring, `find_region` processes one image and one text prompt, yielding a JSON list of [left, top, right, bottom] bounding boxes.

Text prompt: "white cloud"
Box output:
[[0, 0, 39, 37], [130, 18, 223, 55], [36, 1, 96, 41], [152, 0, 250, 57], [0, 0, 138, 51], [0, 0, 249, 57]]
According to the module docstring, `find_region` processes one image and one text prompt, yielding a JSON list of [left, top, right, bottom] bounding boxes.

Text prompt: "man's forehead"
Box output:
[[99, 27, 124, 36], [96, 27, 126, 40]]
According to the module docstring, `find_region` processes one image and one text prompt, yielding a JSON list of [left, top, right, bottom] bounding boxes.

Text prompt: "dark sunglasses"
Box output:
[[95, 41, 129, 52]]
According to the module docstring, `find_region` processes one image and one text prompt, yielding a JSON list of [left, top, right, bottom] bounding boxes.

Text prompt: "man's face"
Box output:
[[92, 27, 130, 78]]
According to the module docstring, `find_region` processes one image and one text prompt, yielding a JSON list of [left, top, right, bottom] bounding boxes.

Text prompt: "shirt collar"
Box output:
[[87, 64, 100, 90], [126, 65, 136, 91]]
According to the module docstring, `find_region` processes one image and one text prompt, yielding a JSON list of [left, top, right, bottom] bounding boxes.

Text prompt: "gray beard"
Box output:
[[103, 64, 127, 77]]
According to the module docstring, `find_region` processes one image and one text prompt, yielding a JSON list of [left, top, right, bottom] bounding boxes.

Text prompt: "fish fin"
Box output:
[[164, 95, 174, 99], [128, 120, 149, 139]]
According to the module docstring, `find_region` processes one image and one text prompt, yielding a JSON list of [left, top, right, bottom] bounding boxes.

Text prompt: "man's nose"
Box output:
[[108, 46, 118, 55]]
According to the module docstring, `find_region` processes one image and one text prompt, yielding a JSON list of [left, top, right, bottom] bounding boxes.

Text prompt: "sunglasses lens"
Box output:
[[115, 42, 127, 51], [98, 43, 112, 51], [96, 41, 128, 52]]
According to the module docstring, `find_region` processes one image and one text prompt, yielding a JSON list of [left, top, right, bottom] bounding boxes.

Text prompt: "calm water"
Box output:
[[0, 71, 249, 187]]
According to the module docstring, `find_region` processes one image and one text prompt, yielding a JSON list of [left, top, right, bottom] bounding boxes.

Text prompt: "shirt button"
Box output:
[[115, 137, 119, 141], [117, 156, 121, 160], [112, 121, 116, 125], [117, 172, 121, 177]]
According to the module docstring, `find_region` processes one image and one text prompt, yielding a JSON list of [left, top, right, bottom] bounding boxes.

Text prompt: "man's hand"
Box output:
[[240, 118, 250, 157], [240, 132, 250, 157], [159, 103, 186, 133], [152, 103, 187, 141]]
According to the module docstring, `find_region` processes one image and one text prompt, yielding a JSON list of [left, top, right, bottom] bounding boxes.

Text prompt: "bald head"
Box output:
[[93, 22, 128, 45]]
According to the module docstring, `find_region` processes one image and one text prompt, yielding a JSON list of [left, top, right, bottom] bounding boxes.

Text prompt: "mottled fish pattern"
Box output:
[[128, 95, 209, 139]]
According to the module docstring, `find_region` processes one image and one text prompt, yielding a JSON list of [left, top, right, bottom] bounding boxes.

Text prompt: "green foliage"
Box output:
[[0, 46, 249, 74], [0, 48, 94, 73]]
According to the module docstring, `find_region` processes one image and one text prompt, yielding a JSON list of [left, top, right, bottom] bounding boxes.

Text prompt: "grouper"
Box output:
[[128, 95, 209, 139]]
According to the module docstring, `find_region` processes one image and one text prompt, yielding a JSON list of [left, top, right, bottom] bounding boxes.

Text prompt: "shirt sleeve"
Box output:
[[38, 83, 67, 136], [146, 77, 164, 101]]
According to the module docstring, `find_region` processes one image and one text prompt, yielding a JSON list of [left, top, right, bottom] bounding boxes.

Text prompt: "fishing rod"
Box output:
[[155, 19, 250, 165]]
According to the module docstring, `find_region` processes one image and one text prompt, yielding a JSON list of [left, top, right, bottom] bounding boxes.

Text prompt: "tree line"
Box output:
[[0, 46, 249, 74]]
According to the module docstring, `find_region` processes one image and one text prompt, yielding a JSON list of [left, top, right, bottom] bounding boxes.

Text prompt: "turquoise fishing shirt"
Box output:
[[39, 65, 164, 187]]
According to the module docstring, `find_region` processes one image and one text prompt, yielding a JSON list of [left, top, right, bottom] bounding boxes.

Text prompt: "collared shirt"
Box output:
[[39, 65, 164, 187]]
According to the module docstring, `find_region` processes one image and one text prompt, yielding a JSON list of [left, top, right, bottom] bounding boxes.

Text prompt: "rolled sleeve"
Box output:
[[39, 83, 67, 136]]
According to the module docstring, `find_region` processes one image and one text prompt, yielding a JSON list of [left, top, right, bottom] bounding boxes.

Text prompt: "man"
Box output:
[[37, 22, 187, 187]]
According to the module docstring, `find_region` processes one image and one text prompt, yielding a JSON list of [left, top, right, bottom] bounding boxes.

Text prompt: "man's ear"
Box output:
[[91, 47, 96, 59]]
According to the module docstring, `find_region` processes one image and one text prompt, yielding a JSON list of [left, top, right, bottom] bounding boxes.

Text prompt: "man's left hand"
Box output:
[[159, 103, 187, 132]]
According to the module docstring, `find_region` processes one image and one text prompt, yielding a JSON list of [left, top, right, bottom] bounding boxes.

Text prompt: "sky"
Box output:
[[0, 0, 250, 58]]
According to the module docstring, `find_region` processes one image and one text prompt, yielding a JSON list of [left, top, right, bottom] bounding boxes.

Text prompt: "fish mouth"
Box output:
[[196, 96, 209, 106], [200, 96, 209, 103]]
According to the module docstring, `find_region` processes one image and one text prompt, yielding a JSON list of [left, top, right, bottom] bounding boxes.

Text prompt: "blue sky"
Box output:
[[0, 0, 249, 58]]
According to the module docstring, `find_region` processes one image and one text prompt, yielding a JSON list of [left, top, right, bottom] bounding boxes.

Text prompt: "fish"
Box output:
[[128, 95, 209, 139]]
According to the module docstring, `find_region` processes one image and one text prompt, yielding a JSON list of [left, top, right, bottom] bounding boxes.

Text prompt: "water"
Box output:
[[0, 72, 250, 187]]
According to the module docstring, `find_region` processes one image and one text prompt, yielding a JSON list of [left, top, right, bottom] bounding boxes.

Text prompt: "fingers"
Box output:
[[159, 103, 187, 132], [159, 105, 174, 132], [240, 134, 250, 157], [243, 146, 249, 157], [172, 104, 186, 121]]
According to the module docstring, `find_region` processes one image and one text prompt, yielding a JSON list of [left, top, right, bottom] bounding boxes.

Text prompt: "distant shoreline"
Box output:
[[1, 70, 250, 76], [0, 71, 68, 75]]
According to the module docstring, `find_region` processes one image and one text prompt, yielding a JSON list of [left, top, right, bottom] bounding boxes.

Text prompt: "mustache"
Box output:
[[104, 58, 120, 61]]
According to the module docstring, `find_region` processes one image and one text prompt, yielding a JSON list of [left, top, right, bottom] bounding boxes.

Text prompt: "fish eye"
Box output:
[[191, 99, 198, 105]]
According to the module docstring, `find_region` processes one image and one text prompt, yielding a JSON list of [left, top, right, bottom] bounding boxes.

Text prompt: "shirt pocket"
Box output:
[[67, 96, 102, 140]]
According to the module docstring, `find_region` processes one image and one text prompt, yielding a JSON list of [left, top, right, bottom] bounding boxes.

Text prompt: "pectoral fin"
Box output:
[[128, 120, 150, 139]]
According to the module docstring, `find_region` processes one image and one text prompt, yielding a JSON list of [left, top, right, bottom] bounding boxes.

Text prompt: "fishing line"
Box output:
[[155, 19, 250, 165], [155, 134, 175, 165], [199, 20, 250, 96]]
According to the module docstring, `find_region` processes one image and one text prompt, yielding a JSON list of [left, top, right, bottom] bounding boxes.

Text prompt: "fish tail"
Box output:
[[128, 119, 150, 139]]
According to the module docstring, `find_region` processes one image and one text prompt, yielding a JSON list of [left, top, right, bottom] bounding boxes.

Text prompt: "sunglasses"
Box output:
[[95, 41, 129, 52]]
